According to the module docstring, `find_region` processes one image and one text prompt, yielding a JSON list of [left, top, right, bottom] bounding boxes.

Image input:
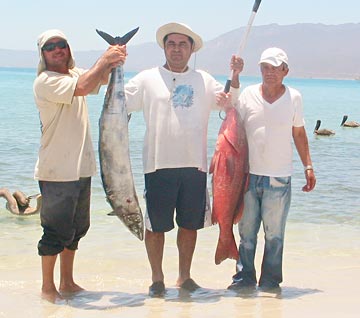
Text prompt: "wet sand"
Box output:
[[0, 215, 359, 318]]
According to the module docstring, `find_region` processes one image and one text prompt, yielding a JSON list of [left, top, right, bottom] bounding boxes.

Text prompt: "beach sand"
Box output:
[[0, 213, 359, 318]]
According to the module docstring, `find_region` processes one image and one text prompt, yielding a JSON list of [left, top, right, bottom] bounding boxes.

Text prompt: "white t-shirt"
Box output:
[[33, 67, 99, 181], [238, 83, 305, 177], [125, 66, 239, 174]]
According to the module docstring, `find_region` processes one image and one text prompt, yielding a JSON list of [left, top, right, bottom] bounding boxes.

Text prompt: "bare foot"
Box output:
[[59, 282, 84, 295], [177, 278, 201, 291], [41, 287, 64, 304]]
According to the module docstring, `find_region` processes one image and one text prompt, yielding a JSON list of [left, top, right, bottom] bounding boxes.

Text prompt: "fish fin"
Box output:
[[233, 173, 249, 224], [223, 133, 238, 154], [209, 151, 219, 174], [233, 201, 244, 224], [222, 109, 247, 154], [225, 155, 236, 177], [244, 173, 250, 192]]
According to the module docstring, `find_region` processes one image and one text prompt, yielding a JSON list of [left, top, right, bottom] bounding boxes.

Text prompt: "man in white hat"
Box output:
[[219, 47, 316, 291], [33, 29, 127, 303], [125, 22, 243, 297]]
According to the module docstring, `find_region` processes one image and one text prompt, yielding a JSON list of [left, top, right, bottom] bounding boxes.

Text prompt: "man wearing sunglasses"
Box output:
[[33, 29, 127, 303]]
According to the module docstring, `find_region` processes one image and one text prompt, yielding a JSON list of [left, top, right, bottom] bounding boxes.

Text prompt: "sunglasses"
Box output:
[[42, 40, 68, 52]]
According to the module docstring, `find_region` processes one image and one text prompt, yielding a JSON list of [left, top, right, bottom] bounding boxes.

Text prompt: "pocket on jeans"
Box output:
[[269, 176, 291, 188]]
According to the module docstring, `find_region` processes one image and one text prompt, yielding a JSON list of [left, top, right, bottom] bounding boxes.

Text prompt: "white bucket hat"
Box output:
[[258, 47, 288, 67], [36, 29, 75, 75], [156, 22, 203, 52]]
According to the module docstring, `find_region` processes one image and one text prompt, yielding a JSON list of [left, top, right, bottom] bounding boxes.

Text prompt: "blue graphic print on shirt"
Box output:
[[171, 85, 194, 108]]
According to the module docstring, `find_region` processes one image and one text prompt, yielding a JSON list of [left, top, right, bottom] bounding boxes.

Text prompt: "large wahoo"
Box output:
[[209, 107, 249, 264], [97, 28, 144, 241]]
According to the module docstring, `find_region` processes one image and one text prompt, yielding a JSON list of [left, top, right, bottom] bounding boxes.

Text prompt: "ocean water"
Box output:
[[1, 67, 359, 225], [0, 67, 359, 318]]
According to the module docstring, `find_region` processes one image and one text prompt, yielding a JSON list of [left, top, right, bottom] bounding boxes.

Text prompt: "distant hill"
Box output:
[[1, 23, 359, 79]]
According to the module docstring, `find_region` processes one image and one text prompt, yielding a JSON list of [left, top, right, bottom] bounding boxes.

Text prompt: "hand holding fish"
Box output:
[[104, 44, 127, 68], [94, 45, 127, 84]]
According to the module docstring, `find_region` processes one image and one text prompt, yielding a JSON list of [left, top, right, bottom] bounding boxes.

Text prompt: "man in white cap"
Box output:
[[220, 47, 316, 291], [33, 29, 127, 303], [125, 22, 243, 297]]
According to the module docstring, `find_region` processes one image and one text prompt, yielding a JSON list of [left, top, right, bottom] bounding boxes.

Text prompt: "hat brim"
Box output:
[[156, 22, 203, 52], [258, 47, 288, 67], [258, 58, 284, 67]]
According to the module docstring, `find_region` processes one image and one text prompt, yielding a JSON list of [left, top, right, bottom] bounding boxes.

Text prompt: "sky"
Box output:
[[2, 0, 360, 51]]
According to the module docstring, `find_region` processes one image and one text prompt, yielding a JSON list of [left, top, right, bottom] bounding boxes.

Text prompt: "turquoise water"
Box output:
[[0, 67, 359, 227]]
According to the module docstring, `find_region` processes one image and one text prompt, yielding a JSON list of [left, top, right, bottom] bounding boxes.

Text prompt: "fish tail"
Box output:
[[214, 236, 239, 265], [211, 211, 219, 225]]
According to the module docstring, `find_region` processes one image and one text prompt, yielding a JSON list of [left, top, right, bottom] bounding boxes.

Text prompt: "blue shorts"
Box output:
[[144, 168, 207, 232], [37, 177, 91, 256]]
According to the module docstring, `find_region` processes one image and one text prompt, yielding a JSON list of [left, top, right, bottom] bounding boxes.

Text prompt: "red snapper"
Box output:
[[209, 107, 249, 265]]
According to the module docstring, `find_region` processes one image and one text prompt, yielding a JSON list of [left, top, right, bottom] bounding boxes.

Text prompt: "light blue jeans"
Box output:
[[235, 174, 291, 286]]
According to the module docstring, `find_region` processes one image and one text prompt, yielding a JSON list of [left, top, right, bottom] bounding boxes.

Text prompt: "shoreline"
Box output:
[[0, 66, 359, 82], [0, 216, 359, 317]]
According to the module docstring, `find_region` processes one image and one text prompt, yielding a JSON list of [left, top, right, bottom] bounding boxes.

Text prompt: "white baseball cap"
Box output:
[[258, 47, 288, 67]]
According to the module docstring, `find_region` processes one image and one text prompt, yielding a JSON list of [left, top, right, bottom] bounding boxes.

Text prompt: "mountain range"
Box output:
[[1, 23, 359, 79]]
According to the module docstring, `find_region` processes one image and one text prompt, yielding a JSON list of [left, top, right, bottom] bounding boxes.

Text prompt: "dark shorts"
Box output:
[[37, 177, 91, 256], [144, 168, 207, 232]]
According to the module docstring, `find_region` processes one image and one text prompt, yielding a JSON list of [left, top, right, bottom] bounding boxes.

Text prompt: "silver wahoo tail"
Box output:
[[97, 28, 144, 240]]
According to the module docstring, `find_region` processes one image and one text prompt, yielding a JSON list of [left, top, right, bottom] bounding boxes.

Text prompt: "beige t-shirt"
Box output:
[[33, 67, 98, 181]]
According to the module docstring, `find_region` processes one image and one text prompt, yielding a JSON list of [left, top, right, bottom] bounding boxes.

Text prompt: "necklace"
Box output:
[[166, 62, 188, 101], [166, 62, 188, 81]]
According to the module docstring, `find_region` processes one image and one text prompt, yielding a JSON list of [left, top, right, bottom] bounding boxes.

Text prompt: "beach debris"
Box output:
[[97, 28, 144, 241], [209, 107, 249, 265], [0, 188, 41, 215], [314, 120, 335, 136]]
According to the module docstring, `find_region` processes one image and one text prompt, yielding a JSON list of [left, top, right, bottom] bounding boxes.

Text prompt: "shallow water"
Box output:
[[0, 216, 359, 318]]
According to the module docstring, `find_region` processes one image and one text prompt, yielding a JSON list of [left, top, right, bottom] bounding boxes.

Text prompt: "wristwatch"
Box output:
[[304, 165, 313, 171]]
